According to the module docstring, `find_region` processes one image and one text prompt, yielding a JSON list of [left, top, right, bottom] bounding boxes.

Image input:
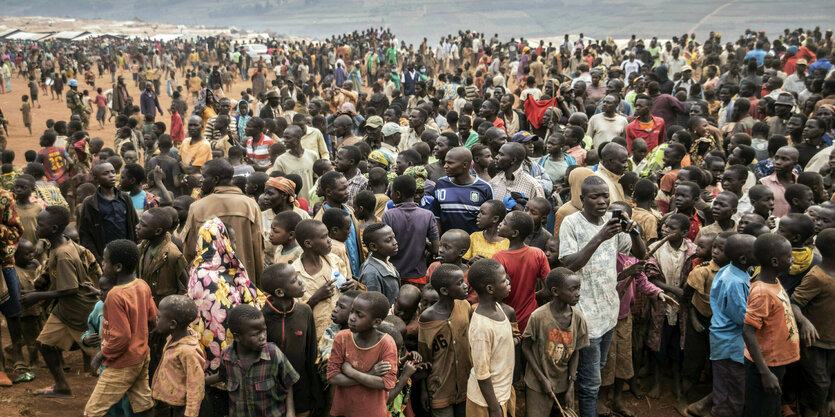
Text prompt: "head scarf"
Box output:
[[265, 177, 299, 207], [236, 100, 250, 141], [188, 218, 265, 372], [404, 166, 428, 191], [554, 167, 595, 234], [368, 150, 391, 168]]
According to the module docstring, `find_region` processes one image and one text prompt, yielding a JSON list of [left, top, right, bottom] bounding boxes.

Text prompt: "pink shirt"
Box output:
[[616, 254, 663, 319], [759, 172, 797, 218]]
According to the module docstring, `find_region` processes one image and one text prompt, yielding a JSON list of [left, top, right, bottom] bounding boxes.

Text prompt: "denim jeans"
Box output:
[[577, 327, 615, 417], [0, 267, 22, 317]]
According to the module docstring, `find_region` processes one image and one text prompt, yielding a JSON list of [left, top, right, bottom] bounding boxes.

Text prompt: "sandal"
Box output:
[[33, 386, 74, 399], [12, 363, 34, 384]]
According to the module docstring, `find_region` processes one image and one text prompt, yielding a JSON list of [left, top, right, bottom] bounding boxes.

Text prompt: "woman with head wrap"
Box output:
[[553, 167, 595, 235], [188, 218, 265, 378], [192, 88, 218, 130], [259, 176, 312, 263], [235, 99, 251, 143]]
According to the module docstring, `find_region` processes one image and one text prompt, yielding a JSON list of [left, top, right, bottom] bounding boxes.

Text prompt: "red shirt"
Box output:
[[327, 330, 398, 417], [492, 116, 507, 133], [35, 147, 70, 183], [94, 94, 107, 108], [170, 112, 184, 145], [493, 246, 550, 332], [625, 116, 666, 152]]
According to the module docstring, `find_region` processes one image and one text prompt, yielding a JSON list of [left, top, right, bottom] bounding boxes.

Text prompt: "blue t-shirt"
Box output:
[[709, 264, 751, 363], [130, 190, 147, 211], [431, 176, 493, 235]]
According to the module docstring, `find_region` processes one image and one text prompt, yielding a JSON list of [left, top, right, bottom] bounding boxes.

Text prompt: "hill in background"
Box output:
[[2, 0, 833, 43]]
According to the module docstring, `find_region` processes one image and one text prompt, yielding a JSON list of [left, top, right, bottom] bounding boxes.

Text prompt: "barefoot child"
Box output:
[[136, 208, 187, 306], [419, 264, 473, 416], [645, 214, 698, 400], [261, 263, 321, 417], [208, 304, 299, 417], [466, 258, 515, 417], [463, 200, 509, 262], [85, 240, 158, 417], [708, 234, 757, 417], [742, 233, 800, 417], [327, 291, 399, 417], [13, 239, 42, 373], [316, 290, 361, 384], [493, 211, 550, 332], [151, 295, 206, 417], [522, 267, 589, 417], [20, 206, 100, 399], [791, 229, 835, 417]]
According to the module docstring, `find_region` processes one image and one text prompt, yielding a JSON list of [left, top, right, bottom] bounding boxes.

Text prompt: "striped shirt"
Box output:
[[431, 176, 493, 234], [246, 134, 276, 168]]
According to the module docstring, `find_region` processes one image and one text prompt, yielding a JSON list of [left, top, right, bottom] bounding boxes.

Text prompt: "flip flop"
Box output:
[[13, 371, 34, 384], [33, 386, 74, 399]]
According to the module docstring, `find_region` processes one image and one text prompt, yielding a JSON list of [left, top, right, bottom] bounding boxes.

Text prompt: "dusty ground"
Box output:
[[0, 67, 257, 165]]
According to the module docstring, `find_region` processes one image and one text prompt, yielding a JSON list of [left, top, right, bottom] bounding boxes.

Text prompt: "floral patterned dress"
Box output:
[[188, 218, 265, 374]]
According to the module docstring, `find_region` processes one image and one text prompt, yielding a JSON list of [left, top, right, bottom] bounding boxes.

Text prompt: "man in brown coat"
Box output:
[[181, 159, 264, 286]]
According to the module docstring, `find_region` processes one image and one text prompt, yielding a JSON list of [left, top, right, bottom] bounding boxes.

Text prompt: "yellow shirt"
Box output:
[[179, 138, 212, 168], [463, 231, 509, 261]]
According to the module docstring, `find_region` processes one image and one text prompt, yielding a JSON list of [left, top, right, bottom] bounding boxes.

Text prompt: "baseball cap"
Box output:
[[511, 131, 537, 143], [365, 116, 384, 129], [796, 59, 808, 66], [382, 122, 401, 137]]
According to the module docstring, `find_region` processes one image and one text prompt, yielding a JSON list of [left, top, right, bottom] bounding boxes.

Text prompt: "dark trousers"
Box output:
[[744, 359, 786, 417], [798, 344, 835, 412], [712, 359, 745, 417], [198, 386, 229, 417], [683, 310, 711, 384]]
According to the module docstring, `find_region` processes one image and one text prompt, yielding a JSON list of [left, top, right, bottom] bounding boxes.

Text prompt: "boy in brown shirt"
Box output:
[[419, 264, 473, 416], [20, 206, 100, 398]]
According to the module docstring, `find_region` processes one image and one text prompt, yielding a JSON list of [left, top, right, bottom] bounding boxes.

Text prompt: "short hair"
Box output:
[[391, 175, 417, 199], [468, 258, 505, 295], [273, 210, 303, 232], [440, 132, 460, 147], [284, 174, 304, 194], [228, 145, 245, 159], [104, 239, 140, 272], [781, 212, 815, 243], [202, 158, 234, 181], [294, 219, 327, 244], [545, 267, 576, 293], [815, 228, 835, 258], [666, 213, 691, 231], [228, 304, 263, 335], [676, 181, 701, 198], [753, 233, 791, 266], [158, 294, 198, 327], [633, 178, 657, 201], [122, 163, 146, 184], [734, 145, 757, 165], [144, 207, 173, 230], [368, 167, 389, 188], [378, 321, 403, 347], [797, 172, 824, 190], [15, 174, 35, 188], [748, 184, 773, 200], [355, 291, 391, 320], [398, 149, 422, 166], [362, 222, 390, 248], [322, 208, 351, 231], [482, 199, 508, 222], [666, 143, 687, 159], [430, 263, 464, 292], [354, 190, 377, 214], [44, 205, 71, 232], [338, 145, 362, 165], [318, 171, 345, 195], [767, 135, 789, 155], [505, 211, 535, 239], [724, 164, 749, 181], [785, 184, 812, 206]]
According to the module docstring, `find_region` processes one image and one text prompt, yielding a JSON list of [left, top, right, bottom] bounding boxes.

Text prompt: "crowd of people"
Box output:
[[0, 22, 833, 417]]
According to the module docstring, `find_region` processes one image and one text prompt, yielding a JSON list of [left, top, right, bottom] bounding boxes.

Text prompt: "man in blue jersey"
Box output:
[[431, 147, 494, 234]]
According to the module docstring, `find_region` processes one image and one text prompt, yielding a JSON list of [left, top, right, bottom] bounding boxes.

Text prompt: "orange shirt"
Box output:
[[179, 138, 212, 167], [743, 279, 800, 367], [100, 279, 158, 368]]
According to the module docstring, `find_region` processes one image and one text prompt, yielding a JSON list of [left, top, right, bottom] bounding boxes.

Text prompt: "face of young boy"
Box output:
[[393, 291, 421, 322], [99, 276, 114, 302], [372, 226, 398, 257], [445, 271, 469, 300], [438, 237, 463, 263], [695, 236, 714, 260], [328, 177, 350, 205], [269, 219, 291, 246], [278, 273, 306, 299], [136, 211, 161, 241], [661, 220, 686, 241], [307, 224, 332, 256], [330, 218, 352, 242], [236, 316, 268, 352], [348, 298, 379, 333], [544, 239, 560, 267], [476, 206, 497, 230], [555, 274, 581, 306], [711, 237, 730, 265], [331, 295, 355, 325], [155, 304, 176, 334], [419, 288, 439, 312], [524, 204, 547, 227], [496, 217, 514, 239], [674, 186, 697, 210], [752, 192, 775, 216], [13, 180, 33, 199], [711, 194, 736, 221]]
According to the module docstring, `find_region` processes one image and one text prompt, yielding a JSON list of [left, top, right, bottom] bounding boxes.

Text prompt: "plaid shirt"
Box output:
[[219, 342, 300, 417], [345, 171, 368, 207]]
